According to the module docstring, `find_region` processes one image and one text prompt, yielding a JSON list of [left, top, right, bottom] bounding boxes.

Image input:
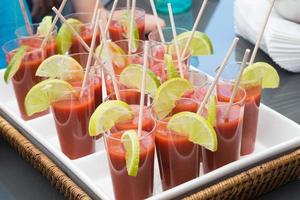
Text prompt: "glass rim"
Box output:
[[2, 37, 44, 55], [15, 23, 58, 37], [64, 12, 94, 25], [187, 70, 209, 89], [148, 43, 191, 62], [217, 61, 263, 84], [148, 27, 189, 44], [110, 39, 145, 57], [112, 7, 146, 21]]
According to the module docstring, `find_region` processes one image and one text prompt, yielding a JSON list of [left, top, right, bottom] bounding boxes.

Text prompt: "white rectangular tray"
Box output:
[[1, 68, 300, 200]]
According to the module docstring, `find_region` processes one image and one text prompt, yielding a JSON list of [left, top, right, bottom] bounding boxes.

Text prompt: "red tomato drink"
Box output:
[[104, 130, 155, 200], [3, 38, 48, 120], [154, 118, 200, 190], [51, 85, 96, 160], [109, 8, 145, 42]]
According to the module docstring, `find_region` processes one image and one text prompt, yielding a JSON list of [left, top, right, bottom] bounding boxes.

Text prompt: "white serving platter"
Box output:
[[1, 68, 300, 200]]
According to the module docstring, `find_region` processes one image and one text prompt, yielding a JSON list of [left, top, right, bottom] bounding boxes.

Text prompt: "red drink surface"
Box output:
[[106, 131, 155, 200], [155, 119, 200, 190], [109, 19, 145, 42], [202, 104, 243, 173], [115, 105, 154, 132], [217, 84, 261, 155], [52, 94, 95, 160], [105, 85, 141, 104], [7, 39, 48, 120], [172, 98, 198, 115], [69, 25, 100, 54]]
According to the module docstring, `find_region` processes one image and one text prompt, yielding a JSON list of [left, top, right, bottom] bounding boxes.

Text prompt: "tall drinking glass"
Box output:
[[2, 38, 47, 120]]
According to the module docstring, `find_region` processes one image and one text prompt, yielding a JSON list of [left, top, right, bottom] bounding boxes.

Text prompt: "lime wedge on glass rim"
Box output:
[[4, 45, 27, 83], [95, 41, 126, 69], [121, 12, 139, 51], [121, 130, 140, 176], [119, 64, 160, 95], [37, 16, 53, 36], [56, 18, 83, 54], [242, 62, 280, 89], [169, 31, 213, 56], [36, 55, 83, 81], [153, 78, 193, 119], [89, 100, 134, 136], [24, 79, 75, 116], [167, 111, 218, 151], [207, 95, 217, 126], [164, 54, 180, 80]]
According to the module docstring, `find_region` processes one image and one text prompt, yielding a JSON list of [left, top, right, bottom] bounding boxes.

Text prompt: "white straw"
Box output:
[[80, 10, 100, 97], [137, 41, 149, 137], [168, 3, 184, 78], [181, 0, 209, 59], [249, 0, 275, 65], [19, 0, 33, 36], [224, 49, 250, 119], [98, 20, 120, 100], [41, 0, 68, 48], [127, 0, 131, 9], [128, 0, 137, 54], [89, 0, 100, 29], [197, 37, 240, 115], [150, 0, 165, 43]]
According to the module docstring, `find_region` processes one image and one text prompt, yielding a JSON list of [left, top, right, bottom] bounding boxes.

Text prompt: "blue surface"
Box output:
[[0, 0, 31, 68]]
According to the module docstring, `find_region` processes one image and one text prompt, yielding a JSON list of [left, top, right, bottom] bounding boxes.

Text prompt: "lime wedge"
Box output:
[[164, 54, 179, 80], [119, 64, 160, 95], [121, 12, 139, 51], [56, 18, 83, 54], [242, 62, 280, 88], [89, 100, 134, 136], [207, 95, 217, 126], [37, 16, 53, 36], [96, 41, 126, 69], [121, 130, 140, 176], [24, 79, 74, 116], [167, 111, 217, 151], [4, 45, 27, 83], [36, 55, 83, 81], [170, 31, 213, 56], [153, 78, 193, 119]]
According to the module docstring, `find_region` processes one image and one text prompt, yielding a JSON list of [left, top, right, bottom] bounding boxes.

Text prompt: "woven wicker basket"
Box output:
[[1, 116, 300, 200]]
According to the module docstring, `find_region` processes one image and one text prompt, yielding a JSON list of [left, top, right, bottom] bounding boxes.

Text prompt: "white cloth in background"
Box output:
[[234, 0, 300, 72]]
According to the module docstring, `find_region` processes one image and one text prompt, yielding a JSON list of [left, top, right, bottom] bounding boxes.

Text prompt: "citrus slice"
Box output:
[[121, 12, 139, 51], [89, 100, 134, 136], [37, 16, 53, 36], [170, 31, 213, 56], [119, 64, 160, 95], [242, 62, 280, 88], [121, 130, 140, 176], [96, 41, 126, 69], [24, 79, 74, 116], [153, 78, 193, 119], [56, 18, 83, 54], [207, 95, 217, 126], [4, 45, 27, 83], [167, 111, 217, 151], [164, 54, 179, 80], [36, 55, 83, 80]]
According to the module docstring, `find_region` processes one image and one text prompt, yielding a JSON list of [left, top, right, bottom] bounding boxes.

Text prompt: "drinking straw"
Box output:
[[18, 0, 33, 36], [89, 0, 100, 29], [149, 0, 165, 43], [197, 37, 240, 115], [41, 0, 68, 49], [137, 41, 149, 137], [224, 49, 250, 119], [127, 0, 131, 10], [168, 3, 184, 78], [181, 0, 209, 59], [98, 20, 120, 100], [128, 0, 137, 54], [80, 10, 100, 97], [95, 0, 119, 58], [249, 0, 276, 65]]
